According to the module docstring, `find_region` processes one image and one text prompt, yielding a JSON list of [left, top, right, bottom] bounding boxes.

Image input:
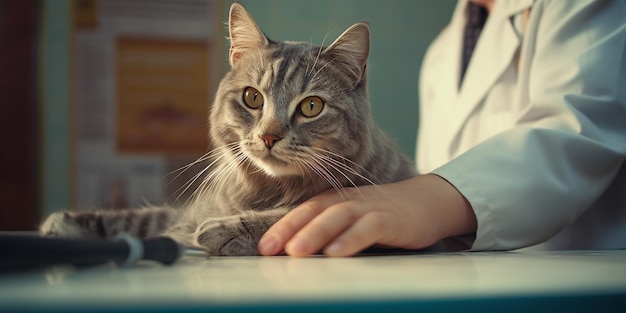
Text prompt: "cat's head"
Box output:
[[210, 3, 372, 178]]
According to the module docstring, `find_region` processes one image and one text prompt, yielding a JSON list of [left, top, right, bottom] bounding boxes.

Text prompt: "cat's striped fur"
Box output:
[[40, 3, 416, 256]]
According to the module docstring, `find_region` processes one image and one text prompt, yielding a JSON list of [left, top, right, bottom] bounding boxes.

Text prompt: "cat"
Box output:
[[40, 3, 416, 256]]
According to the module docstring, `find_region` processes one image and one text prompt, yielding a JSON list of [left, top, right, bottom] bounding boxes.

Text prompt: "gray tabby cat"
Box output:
[[40, 3, 415, 256]]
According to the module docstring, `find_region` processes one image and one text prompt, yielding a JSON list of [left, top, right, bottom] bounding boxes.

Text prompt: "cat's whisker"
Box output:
[[165, 143, 239, 202], [186, 144, 243, 216], [218, 150, 247, 193], [301, 159, 344, 198], [184, 161, 227, 218], [170, 145, 238, 204], [172, 156, 225, 203], [256, 44, 265, 69], [310, 59, 334, 82], [199, 151, 239, 196], [212, 150, 250, 216], [171, 163, 212, 205], [309, 152, 364, 201], [311, 147, 380, 186], [241, 153, 255, 175], [163, 153, 212, 197], [165, 143, 238, 178], [294, 157, 312, 179], [203, 149, 247, 215], [307, 32, 329, 79], [312, 147, 399, 202], [318, 154, 374, 187], [302, 156, 349, 200], [190, 161, 226, 201], [164, 152, 210, 179]]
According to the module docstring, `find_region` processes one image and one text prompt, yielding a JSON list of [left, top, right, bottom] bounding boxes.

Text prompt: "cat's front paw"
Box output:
[[40, 212, 91, 237], [194, 216, 259, 256]]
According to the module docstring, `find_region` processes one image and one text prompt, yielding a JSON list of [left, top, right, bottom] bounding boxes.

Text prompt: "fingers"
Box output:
[[257, 202, 322, 255], [257, 190, 344, 256], [284, 202, 362, 257], [286, 206, 399, 257], [323, 212, 391, 257], [259, 188, 399, 257]]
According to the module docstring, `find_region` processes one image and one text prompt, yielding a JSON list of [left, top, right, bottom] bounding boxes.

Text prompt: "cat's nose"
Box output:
[[259, 134, 282, 149]]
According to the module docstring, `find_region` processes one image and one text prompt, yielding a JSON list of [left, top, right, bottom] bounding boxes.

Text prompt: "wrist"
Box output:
[[425, 174, 477, 240]]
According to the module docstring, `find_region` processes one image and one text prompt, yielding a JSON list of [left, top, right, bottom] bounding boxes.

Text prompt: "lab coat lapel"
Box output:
[[447, 0, 533, 149]]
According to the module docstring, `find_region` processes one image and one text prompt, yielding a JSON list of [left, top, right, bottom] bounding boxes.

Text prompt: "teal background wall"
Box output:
[[226, 0, 456, 160], [42, 0, 72, 216]]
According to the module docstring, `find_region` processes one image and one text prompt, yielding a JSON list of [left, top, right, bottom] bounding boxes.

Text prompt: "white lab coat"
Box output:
[[417, 0, 626, 250]]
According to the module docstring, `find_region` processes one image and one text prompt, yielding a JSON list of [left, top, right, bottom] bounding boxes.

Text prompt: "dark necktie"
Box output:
[[460, 2, 488, 88]]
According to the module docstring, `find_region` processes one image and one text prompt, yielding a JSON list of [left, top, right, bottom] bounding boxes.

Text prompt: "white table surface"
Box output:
[[1, 250, 626, 312]]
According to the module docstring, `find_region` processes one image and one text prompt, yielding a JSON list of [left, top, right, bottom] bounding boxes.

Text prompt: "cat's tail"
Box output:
[[40, 206, 183, 240]]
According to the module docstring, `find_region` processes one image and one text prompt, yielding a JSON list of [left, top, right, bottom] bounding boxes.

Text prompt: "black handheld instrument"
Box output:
[[0, 234, 182, 271]]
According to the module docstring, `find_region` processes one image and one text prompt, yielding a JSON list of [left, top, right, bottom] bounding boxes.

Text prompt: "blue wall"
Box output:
[[228, 0, 456, 160]]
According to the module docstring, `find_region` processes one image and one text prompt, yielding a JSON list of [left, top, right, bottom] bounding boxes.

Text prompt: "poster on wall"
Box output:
[[115, 37, 210, 155], [72, 0, 220, 210]]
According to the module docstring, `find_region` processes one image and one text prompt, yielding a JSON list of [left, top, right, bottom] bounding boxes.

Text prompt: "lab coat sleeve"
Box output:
[[432, 0, 626, 250]]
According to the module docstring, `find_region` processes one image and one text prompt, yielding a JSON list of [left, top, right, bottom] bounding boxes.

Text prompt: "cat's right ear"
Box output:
[[323, 22, 370, 87], [228, 3, 269, 67]]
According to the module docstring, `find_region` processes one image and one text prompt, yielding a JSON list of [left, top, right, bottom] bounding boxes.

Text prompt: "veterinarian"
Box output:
[[258, 0, 626, 257]]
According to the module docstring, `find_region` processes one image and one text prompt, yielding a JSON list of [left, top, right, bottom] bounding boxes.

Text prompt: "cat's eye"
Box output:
[[243, 87, 264, 109], [299, 96, 324, 118]]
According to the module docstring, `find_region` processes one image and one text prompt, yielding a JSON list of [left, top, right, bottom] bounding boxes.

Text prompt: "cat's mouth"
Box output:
[[259, 152, 286, 163], [256, 157, 298, 177], [259, 150, 294, 170], [248, 150, 302, 177], [239, 141, 302, 177]]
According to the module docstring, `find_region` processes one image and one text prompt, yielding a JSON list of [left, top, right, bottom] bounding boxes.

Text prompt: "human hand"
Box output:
[[257, 174, 477, 257]]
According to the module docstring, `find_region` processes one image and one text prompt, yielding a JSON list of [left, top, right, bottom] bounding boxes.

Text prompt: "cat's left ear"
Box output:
[[323, 22, 370, 87], [228, 3, 269, 67]]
